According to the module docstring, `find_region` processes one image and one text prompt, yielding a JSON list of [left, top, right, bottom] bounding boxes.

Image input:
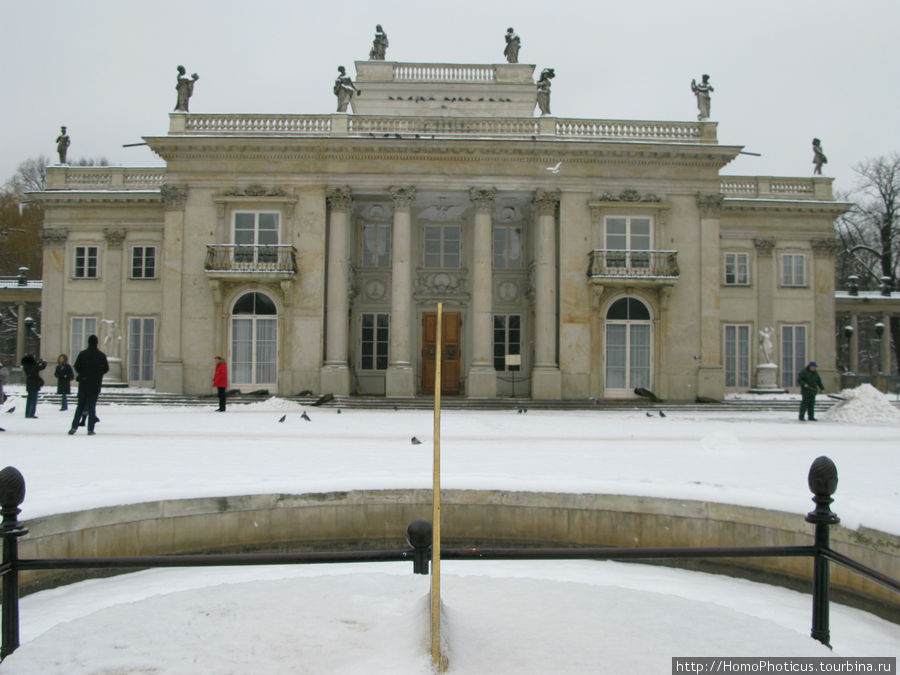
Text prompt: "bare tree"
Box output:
[[4, 156, 50, 194], [836, 153, 900, 372]]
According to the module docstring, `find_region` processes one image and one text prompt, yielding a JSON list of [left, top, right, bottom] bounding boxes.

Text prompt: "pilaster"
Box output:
[[386, 186, 416, 396], [467, 187, 497, 398]]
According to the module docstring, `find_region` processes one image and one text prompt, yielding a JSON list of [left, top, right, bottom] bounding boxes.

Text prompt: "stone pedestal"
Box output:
[[749, 363, 785, 394], [467, 367, 497, 398], [532, 366, 561, 400], [386, 364, 415, 397], [104, 357, 128, 388], [320, 365, 351, 396]]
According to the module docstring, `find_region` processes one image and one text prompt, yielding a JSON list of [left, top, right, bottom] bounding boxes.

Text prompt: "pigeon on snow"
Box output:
[[301, 411, 311, 422], [411, 436, 422, 445], [659, 411, 666, 418], [645, 411, 654, 417], [277, 415, 286, 423], [6, 407, 14, 414]]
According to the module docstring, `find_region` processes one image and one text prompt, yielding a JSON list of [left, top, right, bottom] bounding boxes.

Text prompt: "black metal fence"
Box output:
[[1, 457, 898, 661]]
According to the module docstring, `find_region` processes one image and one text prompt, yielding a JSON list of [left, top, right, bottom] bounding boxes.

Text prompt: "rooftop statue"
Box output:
[[55, 126, 70, 165], [174, 65, 199, 112], [334, 66, 361, 112], [369, 24, 388, 60], [812, 138, 828, 175], [536, 67, 555, 116], [691, 74, 713, 121], [504, 28, 521, 64]]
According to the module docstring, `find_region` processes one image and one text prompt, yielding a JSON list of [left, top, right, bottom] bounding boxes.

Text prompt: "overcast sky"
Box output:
[[2, 0, 897, 194]]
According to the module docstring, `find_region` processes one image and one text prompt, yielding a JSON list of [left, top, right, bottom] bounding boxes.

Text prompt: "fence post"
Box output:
[[804, 456, 839, 648], [1, 466, 28, 661]]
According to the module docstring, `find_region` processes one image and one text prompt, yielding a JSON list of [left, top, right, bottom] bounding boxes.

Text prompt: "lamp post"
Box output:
[[874, 322, 885, 375], [842, 325, 854, 374]]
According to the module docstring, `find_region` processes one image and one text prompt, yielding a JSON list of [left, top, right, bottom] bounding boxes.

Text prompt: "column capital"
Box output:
[[754, 237, 776, 256], [39, 227, 69, 245], [696, 193, 724, 218], [160, 183, 188, 210], [103, 228, 126, 249], [469, 187, 497, 213], [326, 186, 352, 211], [389, 186, 416, 210], [533, 188, 560, 216]]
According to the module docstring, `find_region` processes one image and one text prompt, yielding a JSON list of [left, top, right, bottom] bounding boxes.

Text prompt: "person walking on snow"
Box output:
[[69, 335, 109, 435], [21, 353, 47, 418], [213, 356, 228, 412], [55, 354, 75, 410], [798, 361, 824, 421]]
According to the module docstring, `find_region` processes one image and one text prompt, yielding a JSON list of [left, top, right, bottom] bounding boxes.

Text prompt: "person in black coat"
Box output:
[[55, 354, 75, 411], [21, 353, 47, 418], [68, 335, 109, 436]]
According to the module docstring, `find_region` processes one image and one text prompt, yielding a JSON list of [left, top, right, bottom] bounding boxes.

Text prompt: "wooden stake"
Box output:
[[431, 302, 444, 670]]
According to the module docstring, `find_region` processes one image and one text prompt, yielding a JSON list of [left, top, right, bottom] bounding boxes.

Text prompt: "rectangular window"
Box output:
[[234, 211, 280, 263], [605, 216, 652, 268], [493, 225, 522, 269], [724, 324, 751, 387], [131, 246, 156, 279], [423, 225, 460, 268], [782, 254, 806, 287], [724, 253, 749, 285], [70, 317, 97, 356], [128, 317, 155, 382], [73, 246, 99, 279], [360, 313, 389, 371], [781, 325, 807, 388], [362, 224, 391, 268], [493, 314, 522, 371]]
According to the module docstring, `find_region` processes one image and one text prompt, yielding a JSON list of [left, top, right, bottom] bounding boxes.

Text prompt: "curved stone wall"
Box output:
[[18, 490, 899, 620]]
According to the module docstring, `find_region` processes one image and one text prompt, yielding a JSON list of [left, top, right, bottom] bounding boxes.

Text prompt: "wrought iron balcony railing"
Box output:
[[588, 249, 679, 280], [204, 245, 297, 274]]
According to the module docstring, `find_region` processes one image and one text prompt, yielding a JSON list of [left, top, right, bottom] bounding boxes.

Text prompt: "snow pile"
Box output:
[[238, 396, 308, 412], [822, 384, 900, 424]]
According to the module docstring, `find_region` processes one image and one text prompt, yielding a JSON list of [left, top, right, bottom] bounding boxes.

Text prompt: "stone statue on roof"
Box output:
[[55, 126, 70, 164], [691, 74, 713, 121], [174, 65, 199, 112], [504, 28, 520, 64], [536, 68, 555, 116], [369, 24, 388, 60], [334, 66, 360, 112], [812, 138, 828, 175]]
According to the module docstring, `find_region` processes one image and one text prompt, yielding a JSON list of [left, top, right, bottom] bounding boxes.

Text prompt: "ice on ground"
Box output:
[[822, 383, 900, 424]]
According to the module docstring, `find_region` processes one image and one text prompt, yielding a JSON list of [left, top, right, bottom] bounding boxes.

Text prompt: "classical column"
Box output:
[[467, 188, 497, 398], [103, 228, 126, 384], [386, 186, 416, 397], [531, 189, 561, 399], [38, 228, 68, 361], [811, 238, 839, 389], [697, 194, 724, 398], [157, 184, 187, 393], [321, 187, 352, 395]]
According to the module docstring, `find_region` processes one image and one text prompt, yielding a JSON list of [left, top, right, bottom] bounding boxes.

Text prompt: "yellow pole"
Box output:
[[431, 302, 444, 670]]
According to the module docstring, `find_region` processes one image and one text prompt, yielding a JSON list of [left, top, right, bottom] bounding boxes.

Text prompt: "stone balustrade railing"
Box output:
[[46, 167, 167, 190], [169, 113, 717, 143], [588, 249, 680, 280], [721, 176, 833, 200], [393, 63, 495, 82], [204, 244, 297, 274]]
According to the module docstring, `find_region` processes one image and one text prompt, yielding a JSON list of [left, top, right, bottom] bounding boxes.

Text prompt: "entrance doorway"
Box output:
[[422, 312, 461, 395], [605, 297, 652, 396]]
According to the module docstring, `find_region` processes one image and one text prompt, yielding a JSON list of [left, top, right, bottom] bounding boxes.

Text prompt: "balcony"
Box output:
[[204, 245, 297, 281], [587, 249, 679, 287]]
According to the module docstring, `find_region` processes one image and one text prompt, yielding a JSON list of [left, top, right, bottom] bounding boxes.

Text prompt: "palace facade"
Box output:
[[34, 61, 848, 399]]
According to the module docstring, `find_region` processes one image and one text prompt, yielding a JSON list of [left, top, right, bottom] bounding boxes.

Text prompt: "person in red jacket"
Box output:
[[213, 356, 228, 412]]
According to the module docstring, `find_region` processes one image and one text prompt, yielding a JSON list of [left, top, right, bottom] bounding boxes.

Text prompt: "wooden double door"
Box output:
[[422, 312, 461, 395]]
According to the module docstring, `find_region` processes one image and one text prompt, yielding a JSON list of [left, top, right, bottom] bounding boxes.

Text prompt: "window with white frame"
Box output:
[[233, 211, 279, 263], [605, 216, 652, 268], [70, 317, 97, 356], [781, 325, 807, 388], [73, 246, 99, 279], [724, 253, 750, 285], [493, 314, 522, 371], [423, 224, 460, 268], [131, 246, 156, 279], [723, 324, 751, 387], [362, 223, 391, 268], [493, 225, 522, 269], [127, 317, 155, 382], [360, 313, 389, 371], [781, 253, 806, 287]]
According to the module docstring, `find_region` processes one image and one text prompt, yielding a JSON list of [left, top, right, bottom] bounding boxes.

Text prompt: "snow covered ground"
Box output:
[[0, 390, 897, 672]]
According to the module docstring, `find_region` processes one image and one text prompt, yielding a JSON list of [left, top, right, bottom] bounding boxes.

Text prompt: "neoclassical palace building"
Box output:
[[34, 60, 848, 399]]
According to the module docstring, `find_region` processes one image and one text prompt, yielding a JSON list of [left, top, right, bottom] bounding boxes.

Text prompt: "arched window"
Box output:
[[231, 292, 278, 387], [605, 297, 651, 393]]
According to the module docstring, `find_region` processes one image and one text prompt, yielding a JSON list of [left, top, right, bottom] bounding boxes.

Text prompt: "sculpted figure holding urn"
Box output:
[[691, 74, 713, 120]]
